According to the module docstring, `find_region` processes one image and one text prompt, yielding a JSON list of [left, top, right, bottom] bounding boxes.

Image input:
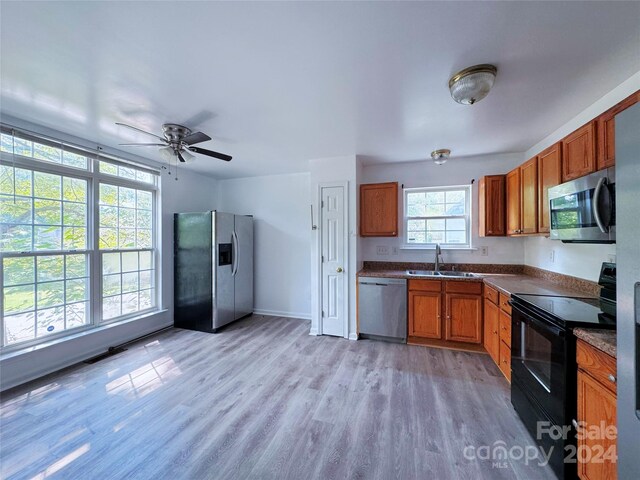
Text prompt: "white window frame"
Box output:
[[0, 125, 161, 352], [403, 184, 473, 249]]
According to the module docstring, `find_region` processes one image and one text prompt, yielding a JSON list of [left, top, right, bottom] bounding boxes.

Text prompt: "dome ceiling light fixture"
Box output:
[[448, 64, 498, 105], [431, 149, 451, 165]]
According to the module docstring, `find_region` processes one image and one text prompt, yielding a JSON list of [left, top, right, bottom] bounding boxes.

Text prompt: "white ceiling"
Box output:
[[1, 1, 639, 179]]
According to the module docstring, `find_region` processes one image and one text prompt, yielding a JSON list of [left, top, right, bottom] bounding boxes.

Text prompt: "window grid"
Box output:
[[404, 185, 472, 248], [101, 250, 156, 322], [0, 126, 160, 351], [2, 254, 90, 345]]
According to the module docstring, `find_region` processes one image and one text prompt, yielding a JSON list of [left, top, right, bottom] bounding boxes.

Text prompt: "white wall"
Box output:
[[216, 173, 311, 319], [522, 70, 640, 279], [524, 237, 615, 282], [360, 153, 526, 265], [0, 116, 218, 391], [309, 155, 359, 340]]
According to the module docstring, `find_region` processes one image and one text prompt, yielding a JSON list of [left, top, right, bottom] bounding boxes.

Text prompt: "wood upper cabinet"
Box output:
[[445, 292, 482, 344], [520, 157, 538, 234], [359, 182, 398, 237], [506, 159, 537, 236], [562, 122, 596, 182], [483, 299, 500, 364], [597, 91, 640, 170], [408, 290, 442, 339], [537, 143, 562, 233], [506, 167, 521, 235], [478, 175, 506, 237]]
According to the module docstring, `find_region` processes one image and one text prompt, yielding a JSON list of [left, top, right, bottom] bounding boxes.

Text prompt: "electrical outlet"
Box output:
[[391, 246, 399, 255], [480, 246, 489, 256], [607, 254, 616, 263], [549, 249, 555, 263], [377, 246, 389, 255]]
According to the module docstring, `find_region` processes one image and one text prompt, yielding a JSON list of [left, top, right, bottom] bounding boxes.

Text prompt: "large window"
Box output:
[[0, 126, 159, 349], [404, 185, 472, 248]]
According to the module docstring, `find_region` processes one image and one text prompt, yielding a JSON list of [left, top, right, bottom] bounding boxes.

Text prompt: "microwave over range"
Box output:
[[548, 167, 615, 243]]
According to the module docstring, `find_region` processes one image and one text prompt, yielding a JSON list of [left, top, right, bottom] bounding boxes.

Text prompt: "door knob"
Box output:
[[336, 267, 343, 273]]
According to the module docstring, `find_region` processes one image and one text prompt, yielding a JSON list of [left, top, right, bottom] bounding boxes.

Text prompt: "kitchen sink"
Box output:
[[406, 270, 478, 278]]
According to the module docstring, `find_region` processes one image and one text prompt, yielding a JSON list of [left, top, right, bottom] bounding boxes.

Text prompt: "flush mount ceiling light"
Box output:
[[448, 64, 497, 105], [431, 149, 451, 165]]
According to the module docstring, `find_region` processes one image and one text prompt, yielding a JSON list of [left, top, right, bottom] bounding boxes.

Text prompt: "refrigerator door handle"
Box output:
[[232, 230, 239, 276]]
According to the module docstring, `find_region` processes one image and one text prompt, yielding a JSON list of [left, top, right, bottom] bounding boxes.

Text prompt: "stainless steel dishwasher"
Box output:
[[358, 277, 407, 343]]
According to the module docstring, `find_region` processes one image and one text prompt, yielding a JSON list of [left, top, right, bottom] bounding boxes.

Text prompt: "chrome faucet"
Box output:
[[434, 244, 443, 272]]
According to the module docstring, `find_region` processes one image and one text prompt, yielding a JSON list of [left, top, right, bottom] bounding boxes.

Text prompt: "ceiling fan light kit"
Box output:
[[448, 64, 497, 105], [431, 149, 451, 165]]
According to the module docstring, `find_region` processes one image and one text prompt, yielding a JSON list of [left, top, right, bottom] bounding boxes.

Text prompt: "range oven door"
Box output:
[[548, 168, 615, 243], [511, 303, 567, 423]]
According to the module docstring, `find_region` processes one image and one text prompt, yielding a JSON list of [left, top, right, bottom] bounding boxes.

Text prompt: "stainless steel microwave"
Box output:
[[548, 167, 615, 243]]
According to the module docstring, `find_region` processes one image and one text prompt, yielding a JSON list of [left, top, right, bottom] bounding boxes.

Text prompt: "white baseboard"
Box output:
[[348, 333, 358, 341], [253, 309, 311, 321], [309, 328, 319, 336]]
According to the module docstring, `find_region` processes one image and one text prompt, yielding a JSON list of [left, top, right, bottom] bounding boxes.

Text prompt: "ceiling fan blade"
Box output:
[[115, 122, 167, 143], [119, 143, 168, 147], [182, 131, 212, 145], [177, 152, 187, 163], [188, 146, 232, 162]]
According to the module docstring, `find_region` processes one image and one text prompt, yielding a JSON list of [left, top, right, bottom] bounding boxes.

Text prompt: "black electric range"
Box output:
[[509, 263, 616, 480], [511, 294, 616, 329]]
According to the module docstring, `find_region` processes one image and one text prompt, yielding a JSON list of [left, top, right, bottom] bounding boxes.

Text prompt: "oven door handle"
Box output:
[[512, 304, 565, 337], [593, 177, 609, 233]]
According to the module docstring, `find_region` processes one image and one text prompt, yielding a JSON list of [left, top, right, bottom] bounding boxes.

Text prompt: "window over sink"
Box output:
[[403, 185, 472, 248]]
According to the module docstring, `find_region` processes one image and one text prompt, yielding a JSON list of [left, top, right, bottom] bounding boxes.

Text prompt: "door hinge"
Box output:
[[322, 310, 325, 317], [321, 200, 324, 208], [321, 255, 324, 262]]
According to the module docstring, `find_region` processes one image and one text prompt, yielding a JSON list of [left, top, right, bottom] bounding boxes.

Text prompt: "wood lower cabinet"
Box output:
[[562, 122, 596, 182], [596, 91, 640, 170], [479, 175, 506, 237], [506, 167, 521, 235], [576, 339, 617, 480], [483, 298, 500, 364], [445, 293, 482, 344], [408, 280, 482, 348], [359, 182, 398, 237], [408, 290, 442, 339], [484, 285, 512, 382], [537, 142, 562, 233]]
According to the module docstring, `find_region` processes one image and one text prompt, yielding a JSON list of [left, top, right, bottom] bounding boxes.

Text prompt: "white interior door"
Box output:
[[320, 185, 346, 337]]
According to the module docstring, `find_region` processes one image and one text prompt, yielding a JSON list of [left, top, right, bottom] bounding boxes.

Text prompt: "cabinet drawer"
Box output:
[[408, 279, 442, 292], [499, 342, 511, 382], [576, 339, 617, 393], [445, 281, 482, 295], [484, 285, 499, 304], [499, 310, 511, 347], [499, 292, 512, 314]]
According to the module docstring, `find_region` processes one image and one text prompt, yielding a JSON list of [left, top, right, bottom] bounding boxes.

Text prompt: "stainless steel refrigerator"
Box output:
[[616, 102, 640, 478], [174, 211, 253, 333]]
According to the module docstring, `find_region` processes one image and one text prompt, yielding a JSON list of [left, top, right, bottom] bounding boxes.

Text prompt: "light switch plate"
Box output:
[[480, 246, 489, 256], [391, 246, 399, 255], [377, 246, 389, 255]]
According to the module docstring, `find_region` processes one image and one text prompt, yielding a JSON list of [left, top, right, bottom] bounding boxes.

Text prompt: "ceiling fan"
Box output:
[[116, 122, 232, 162]]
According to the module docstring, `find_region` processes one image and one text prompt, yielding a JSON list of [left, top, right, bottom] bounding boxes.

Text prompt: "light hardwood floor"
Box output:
[[1, 315, 555, 480]]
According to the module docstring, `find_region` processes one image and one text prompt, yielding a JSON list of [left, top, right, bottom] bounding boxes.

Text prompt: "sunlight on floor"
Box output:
[[29, 443, 90, 479], [105, 356, 182, 399]]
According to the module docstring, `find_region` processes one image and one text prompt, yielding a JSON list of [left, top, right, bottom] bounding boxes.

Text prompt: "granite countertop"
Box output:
[[482, 274, 597, 298], [358, 268, 597, 298], [574, 328, 617, 358]]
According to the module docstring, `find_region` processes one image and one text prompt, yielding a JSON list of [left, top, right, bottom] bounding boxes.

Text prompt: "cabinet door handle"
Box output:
[[572, 419, 579, 430], [608, 374, 617, 383]]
